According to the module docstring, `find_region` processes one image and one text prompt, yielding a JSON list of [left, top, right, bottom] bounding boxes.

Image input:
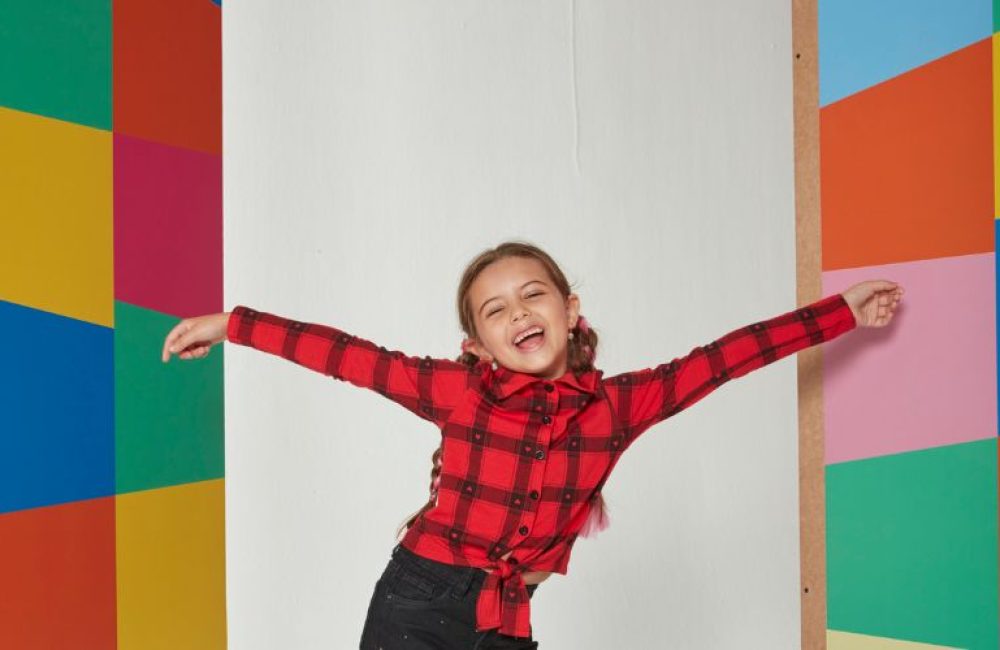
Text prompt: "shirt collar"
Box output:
[[479, 361, 603, 400]]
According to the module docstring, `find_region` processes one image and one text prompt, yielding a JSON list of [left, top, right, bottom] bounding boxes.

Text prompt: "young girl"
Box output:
[[161, 240, 902, 649]]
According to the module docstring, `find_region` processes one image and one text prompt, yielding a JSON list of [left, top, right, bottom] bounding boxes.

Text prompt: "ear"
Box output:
[[463, 337, 494, 362], [566, 293, 581, 329]]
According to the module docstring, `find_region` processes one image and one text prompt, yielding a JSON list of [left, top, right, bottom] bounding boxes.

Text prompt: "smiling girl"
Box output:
[[161, 240, 902, 649]]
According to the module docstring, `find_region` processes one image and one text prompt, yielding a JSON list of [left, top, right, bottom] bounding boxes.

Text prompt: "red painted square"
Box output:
[[0, 497, 116, 649], [114, 0, 221, 154]]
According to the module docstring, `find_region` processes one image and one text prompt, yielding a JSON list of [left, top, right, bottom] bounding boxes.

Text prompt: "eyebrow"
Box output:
[[479, 280, 547, 316]]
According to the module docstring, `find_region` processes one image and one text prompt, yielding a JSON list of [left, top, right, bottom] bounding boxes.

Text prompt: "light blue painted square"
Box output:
[[819, 0, 991, 106]]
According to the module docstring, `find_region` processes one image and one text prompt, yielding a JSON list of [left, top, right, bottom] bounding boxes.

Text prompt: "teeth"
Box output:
[[514, 327, 543, 345]]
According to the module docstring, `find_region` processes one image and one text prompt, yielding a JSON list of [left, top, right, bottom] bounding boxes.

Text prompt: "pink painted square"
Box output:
[[822, 254, 996, 463]]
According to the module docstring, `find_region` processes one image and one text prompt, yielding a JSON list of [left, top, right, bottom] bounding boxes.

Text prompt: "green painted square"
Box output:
[[827, 438, 998, 649], [115, 301, 224, 493], [0, 0, 111, 129]]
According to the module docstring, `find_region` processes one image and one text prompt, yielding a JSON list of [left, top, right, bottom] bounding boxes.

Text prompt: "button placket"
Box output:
[[517, 386, 556, 546]]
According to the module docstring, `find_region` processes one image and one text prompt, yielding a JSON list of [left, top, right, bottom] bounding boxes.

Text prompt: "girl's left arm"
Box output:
[[226, 306, 476, 428], [604, 292, 858, 449]]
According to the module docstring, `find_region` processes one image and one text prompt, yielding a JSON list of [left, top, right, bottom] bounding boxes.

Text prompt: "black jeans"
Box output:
[[359, 543, 541, 649]]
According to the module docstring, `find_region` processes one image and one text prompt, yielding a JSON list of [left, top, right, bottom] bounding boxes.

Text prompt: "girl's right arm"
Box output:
[[162, 306, 476, 428]]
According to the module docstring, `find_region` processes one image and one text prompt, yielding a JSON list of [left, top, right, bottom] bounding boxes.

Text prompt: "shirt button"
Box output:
[[542, 415, 551, 424], [529, 490, 539, 499], [543, 383, 554, 392], [535, 450, 545, 460], [519, 525, 529, 535]]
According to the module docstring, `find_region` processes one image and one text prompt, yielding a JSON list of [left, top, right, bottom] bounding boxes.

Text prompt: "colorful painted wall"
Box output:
[[817, 1, 997, 648], [0, 1, 225, 648]]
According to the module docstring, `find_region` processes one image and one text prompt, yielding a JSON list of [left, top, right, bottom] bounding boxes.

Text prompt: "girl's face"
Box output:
[[465, 256, 580, 380]]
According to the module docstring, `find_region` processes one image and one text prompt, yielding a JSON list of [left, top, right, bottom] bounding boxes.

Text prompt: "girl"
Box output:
[[161, 240, 903, 649]]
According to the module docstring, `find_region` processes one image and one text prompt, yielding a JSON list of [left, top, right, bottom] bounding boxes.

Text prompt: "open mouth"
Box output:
[[513, 328, 545, 353]]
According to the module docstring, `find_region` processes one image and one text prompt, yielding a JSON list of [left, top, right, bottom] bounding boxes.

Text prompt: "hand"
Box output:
[[840, 280, 903, 328], [161, 312, 231, 362]]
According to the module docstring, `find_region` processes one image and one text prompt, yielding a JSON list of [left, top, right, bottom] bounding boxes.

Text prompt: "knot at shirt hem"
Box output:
[[475, 558, 533, 638]]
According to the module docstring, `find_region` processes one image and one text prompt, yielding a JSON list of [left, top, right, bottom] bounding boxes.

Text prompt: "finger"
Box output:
[[169, 324, 194, 356], [875, 279, 900, 291], [165, 322, 187, 352], [163, 325, 179, 361], [163, 322, 188, 362], [181, 344, 211, 360]]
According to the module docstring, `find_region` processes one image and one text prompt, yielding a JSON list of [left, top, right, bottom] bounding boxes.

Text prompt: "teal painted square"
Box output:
[[827, 438, 998, 649], [115, 301, 224, 494], [0, 0, 111, 129]]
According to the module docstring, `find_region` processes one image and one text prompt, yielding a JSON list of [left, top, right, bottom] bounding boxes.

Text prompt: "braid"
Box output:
[[395, 445, 443, 541]]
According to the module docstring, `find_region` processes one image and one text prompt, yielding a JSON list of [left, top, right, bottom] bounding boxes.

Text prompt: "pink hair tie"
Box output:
[[575, 315, 595, 362]]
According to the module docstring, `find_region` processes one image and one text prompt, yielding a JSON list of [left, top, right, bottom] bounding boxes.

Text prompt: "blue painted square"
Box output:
[[0, 301, 114, 513]]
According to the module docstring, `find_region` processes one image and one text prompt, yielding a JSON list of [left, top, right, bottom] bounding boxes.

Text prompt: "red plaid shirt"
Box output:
[[227, 292, 856, 638]]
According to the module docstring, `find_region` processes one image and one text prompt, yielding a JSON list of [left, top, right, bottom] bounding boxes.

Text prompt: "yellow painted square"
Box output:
[[0, 106, 112, 327], [993, 34, 999, 219], [116, 478, 227, 650], [828, 629, 962, 649]]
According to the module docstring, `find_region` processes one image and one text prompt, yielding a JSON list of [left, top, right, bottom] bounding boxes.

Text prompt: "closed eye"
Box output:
[[487, 292, 544, 317]]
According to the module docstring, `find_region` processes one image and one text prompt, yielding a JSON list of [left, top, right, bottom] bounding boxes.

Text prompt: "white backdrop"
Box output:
[[223, 2, 802, 648]]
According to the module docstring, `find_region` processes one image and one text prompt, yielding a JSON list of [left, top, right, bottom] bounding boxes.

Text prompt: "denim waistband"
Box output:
[[390, 543, 488, 598]]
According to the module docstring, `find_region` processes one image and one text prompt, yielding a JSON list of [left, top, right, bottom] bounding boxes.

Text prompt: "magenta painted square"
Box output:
[[114, 133, 222, 317]]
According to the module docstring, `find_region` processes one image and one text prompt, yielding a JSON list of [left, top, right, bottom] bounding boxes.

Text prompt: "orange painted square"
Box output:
[[113, 0, 220, 154], [820, 38, 993, 271], [0, 497, 116, 649]]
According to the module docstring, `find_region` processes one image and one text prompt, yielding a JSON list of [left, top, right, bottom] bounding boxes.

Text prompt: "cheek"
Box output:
[[484, 326, 507, 350]]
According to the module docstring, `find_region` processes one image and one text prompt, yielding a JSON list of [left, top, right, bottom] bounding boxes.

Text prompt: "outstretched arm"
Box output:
[[603, 285, 898, 450], [226, 306, 476, 428]]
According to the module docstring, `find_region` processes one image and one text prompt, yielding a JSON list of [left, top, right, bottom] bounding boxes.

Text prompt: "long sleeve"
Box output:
[[226, 306, 477, 428], [604, 292, 857, 449]]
